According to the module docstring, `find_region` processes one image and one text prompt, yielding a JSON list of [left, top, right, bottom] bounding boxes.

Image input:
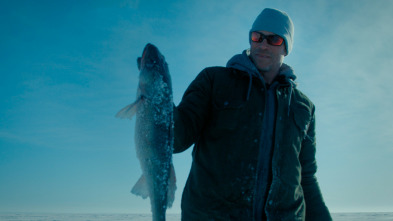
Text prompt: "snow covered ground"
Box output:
[[1, 212, 393, 220], [332, 212, 393, 221]]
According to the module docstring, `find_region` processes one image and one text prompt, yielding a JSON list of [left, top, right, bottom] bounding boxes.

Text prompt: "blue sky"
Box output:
[[1, 0, 393, 214]]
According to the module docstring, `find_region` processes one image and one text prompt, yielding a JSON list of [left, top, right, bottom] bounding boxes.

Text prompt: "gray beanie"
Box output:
[[250, 8, 294, 54]]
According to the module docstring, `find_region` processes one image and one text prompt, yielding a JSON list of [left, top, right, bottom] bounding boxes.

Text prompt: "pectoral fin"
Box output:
[[115, 97, 143, 119], [131, 175, 149, 199]]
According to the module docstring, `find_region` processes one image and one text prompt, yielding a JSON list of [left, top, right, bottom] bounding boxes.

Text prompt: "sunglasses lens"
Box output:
[[268, 35, 284, 46], [251, 32, 261, 42]]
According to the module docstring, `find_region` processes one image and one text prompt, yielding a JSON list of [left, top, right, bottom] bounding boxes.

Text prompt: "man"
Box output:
[[173, 8, 332, 221]]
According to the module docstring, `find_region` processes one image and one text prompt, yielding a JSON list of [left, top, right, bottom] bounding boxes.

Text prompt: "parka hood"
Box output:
[[226, 50, 261, 78], [226, 50, 297, 115]]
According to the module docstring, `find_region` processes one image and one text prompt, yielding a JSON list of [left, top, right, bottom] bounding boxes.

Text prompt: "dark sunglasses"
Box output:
[[250, 31, 284, 46]]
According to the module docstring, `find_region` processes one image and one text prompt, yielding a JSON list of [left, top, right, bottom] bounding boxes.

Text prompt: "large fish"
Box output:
[[116, 43, 176, 221]]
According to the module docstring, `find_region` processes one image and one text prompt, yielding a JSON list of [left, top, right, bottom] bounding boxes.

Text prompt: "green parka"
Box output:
[[173, 55, 331, 220]]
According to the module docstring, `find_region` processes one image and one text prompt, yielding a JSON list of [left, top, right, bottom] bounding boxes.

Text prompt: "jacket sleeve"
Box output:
[[173, 69, 212, 153], [300, 107, 332, 221]]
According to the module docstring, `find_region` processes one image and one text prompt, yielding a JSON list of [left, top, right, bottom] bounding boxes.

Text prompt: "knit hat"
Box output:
[[250, 8, 294, 55]]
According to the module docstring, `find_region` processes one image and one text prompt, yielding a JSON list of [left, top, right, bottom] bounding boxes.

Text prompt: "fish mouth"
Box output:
[[140, 43, 163, 69], [143, 44, 160, 59]]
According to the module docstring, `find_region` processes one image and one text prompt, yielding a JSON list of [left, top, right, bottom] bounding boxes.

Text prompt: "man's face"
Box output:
[[249, 30, 287, 74]]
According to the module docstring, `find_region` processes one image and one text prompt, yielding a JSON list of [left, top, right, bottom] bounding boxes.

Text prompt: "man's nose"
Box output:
[[258, 39, 269, 49]]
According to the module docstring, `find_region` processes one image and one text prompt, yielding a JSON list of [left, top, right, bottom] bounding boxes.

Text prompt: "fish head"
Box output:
[[137, 43, 171, 94], [137, 43, 167, 72]]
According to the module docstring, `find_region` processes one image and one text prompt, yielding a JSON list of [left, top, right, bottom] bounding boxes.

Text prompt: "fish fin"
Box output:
[[137, 57, 141, 70], [131, 175, 149, 199], [115, 98, 142, 119], [166, 164, 177, 208]]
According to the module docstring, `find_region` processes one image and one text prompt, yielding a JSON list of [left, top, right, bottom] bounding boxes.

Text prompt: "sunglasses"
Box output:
[[250, 31, 284, 46]]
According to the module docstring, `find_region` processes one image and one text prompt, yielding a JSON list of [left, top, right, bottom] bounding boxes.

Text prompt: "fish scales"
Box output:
[[116, 43, 176, 221]]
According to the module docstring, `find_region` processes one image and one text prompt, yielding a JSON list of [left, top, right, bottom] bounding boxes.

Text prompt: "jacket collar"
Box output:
[[226, 49, 297, 87]]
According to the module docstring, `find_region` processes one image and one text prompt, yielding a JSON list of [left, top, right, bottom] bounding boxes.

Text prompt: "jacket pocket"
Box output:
[[212, 98, 245, 130], [265, 180, 306, 220], [292, 102, 312, 141]]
